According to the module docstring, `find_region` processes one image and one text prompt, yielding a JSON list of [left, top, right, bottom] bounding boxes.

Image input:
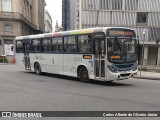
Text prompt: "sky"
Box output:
[[45, 0, 62, 31]]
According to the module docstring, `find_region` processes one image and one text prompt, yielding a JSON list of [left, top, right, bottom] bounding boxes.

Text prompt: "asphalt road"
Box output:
[[0, 65, 160, 120]]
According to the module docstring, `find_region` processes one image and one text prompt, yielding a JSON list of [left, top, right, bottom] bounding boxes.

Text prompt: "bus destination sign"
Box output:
[[107, 28, 136, 37]]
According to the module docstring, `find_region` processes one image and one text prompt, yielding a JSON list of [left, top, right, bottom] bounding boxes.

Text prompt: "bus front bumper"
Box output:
[[106, 69, 138, 81]]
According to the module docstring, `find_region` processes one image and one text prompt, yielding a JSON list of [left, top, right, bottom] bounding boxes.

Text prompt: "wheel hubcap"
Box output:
[[82, 71, 88, 79], [35, 64, 40, 73]]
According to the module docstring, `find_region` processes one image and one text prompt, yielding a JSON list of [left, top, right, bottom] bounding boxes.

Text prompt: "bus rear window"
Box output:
[[16, 40, 23, 53]]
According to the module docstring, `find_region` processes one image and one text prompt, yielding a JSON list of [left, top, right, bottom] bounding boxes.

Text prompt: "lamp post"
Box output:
[[156, 38, 160, 66], [76, 0, 82, 29], [88, 4, 93, 28], [140, 29, 146, 76]]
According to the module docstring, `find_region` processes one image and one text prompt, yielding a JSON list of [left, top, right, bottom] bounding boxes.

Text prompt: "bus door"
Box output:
[[23, 40, 31, 70], [94, 39, 106, 79]]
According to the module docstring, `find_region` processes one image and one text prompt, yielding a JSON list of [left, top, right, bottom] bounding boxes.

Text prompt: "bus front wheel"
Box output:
[[34, 63, 41, 75], [79, 67, 90, 83]]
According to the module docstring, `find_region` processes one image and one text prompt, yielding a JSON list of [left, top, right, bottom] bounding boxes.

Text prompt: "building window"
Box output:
[[2, 0, 12, 12], [112, 0, 122, 10], [100, 0, 122, 10], [21, 26, 24, 35], [4, 40, 13, 44], [30, 5, 32, 21], [0, 40, 2, 45], [137, 12, 148, 23], [4, 24, 12, 32]]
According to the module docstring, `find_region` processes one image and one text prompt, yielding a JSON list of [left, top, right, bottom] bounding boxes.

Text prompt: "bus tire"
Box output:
[[79, 67, 90, 83], [34, 63, 41, 75]]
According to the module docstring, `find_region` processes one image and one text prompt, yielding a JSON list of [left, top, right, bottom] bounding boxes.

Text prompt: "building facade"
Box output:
[[62, 0, 77, 31], [0, 0, 45, 61], [45, 10, 53, 33], [63, 0, 160, 66], [62, 0, 71, 31], [55, 21, 63, 32]]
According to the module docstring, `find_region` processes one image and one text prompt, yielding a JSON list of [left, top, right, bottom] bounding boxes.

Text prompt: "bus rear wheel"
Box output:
[[34, 63, 41, 75], [79, 67, 90, 83]]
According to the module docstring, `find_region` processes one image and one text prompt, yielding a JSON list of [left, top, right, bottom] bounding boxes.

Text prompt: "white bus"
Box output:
[[15, 27, 138, 82]]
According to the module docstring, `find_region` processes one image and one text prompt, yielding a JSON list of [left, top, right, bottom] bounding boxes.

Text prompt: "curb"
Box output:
[[133, 76, 160, 81], [0, 63, 15, 65]]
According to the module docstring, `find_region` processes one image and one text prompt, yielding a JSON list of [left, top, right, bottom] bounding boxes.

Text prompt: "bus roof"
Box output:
[[52, 27, 134, 36], [15, 33, 53, 40], [52, 27, 104, 37], [15, 27, 134, 40]]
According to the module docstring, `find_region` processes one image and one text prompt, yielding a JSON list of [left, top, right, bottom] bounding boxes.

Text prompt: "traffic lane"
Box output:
[[0, 65, 160, 111]]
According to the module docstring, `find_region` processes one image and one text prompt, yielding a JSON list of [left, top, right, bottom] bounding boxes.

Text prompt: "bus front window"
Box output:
[[107, 38, 138, 63]]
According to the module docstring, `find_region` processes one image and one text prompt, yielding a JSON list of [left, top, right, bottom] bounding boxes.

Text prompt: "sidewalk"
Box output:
[[0, 63, 15, 65], [134, 71, 160, 80]]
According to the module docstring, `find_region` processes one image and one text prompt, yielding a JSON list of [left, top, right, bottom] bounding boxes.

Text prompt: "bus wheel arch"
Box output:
[[77, 65, 90, 83], [34, 62, 41, 75]]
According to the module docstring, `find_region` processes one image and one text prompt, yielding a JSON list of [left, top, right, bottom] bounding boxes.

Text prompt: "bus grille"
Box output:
[[115, 64, 134, 69], [120, 73, 131, 77]]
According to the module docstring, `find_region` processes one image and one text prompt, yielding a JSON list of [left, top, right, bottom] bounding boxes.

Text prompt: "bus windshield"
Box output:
[[107, 37, 138, 63]]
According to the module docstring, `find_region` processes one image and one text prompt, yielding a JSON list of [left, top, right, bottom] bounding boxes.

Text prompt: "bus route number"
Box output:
[[73, 57, 82, 62]]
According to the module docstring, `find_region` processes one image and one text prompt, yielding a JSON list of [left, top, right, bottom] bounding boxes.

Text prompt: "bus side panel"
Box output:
[[63, 54, 79, 77], [40, 53, 64, 74], [15, 53, 25, 69], [29, 53, 41, 72], [63, 54, 95, 79]]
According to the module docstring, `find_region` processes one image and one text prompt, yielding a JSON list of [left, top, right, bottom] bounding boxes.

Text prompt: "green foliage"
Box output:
[[0, 58, 8, 63]]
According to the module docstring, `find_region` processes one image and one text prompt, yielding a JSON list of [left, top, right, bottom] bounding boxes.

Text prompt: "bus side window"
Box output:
[[52, 37, 63, 52], [42, 38, 51, 52], [52, 38, 58, 52], [31, 39, 41, 53], [78, 35, 92, 53], [64, 36, 76, 53], [30, 40, 35, 53], [57, 37, 63, 52]]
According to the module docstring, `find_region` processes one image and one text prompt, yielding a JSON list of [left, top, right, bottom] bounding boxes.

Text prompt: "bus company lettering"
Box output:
[[35, 55, 44, 60], [147, 113, 158, 116], [28, 113, 42, 117], [133, 113, 146, 117], [12, 112, 42, 117], [115, 113, 128, 117], [73, 57, 82, 62], [103, 113, 114, 117]]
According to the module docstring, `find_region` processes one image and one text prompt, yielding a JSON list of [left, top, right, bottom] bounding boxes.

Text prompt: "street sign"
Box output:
[[4, 44, 14, 55], [142, 29, 146, 35]]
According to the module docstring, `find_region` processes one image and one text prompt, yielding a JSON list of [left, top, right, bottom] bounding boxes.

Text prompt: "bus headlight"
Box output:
[[132, 63, 138, 71], [107, 65, 117, 73]]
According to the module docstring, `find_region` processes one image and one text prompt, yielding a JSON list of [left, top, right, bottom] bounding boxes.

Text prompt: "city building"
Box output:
[[62, 0, 77, 31], [63, 0, 160, 66], [45, 10, 53, 33], [62, 0, 71, 31], [55, 21, 63, 32], [0, 0, 45, 61]]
